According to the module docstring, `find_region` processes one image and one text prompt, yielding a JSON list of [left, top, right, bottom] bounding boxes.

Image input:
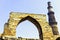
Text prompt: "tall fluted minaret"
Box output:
[[47, 2, 59, 35]]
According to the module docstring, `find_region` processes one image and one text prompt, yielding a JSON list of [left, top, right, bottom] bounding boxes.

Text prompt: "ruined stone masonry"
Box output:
[[0, 2, 60, 40]]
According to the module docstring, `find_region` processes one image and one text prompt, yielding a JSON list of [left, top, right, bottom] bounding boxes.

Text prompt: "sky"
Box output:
[[0, 0, 60, 39]]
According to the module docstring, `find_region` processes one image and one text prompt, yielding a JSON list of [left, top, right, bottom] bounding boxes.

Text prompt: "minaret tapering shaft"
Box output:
[[47, 2, 59, 35]]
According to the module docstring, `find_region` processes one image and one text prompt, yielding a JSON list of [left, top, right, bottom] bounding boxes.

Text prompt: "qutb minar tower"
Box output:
[[47, 2, 59, 35]]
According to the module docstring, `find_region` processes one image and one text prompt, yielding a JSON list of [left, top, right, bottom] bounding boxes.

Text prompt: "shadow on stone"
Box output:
[[56, 37, 60, 40]]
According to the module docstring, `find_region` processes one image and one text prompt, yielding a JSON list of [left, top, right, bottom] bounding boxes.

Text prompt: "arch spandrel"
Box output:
[[10, 12, 46, 20], [8, 13, 47, 30], [9, 13, 46, 25]]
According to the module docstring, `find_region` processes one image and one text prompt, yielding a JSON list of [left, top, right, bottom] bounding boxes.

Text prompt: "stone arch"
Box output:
[[2, 13, 54, 40], [16, 16, 43, 40]]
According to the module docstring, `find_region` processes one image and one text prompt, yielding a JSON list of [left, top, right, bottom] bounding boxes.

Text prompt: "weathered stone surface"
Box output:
[[0, 12, 60, 40]]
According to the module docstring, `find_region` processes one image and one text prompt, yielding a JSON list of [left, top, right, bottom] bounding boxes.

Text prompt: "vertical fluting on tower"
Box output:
[[47, 2, 59, 35]]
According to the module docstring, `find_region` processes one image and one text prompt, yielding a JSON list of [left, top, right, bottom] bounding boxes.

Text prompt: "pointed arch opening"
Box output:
[[16, 20, 39, 39], [16, 16, 43, 40]]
